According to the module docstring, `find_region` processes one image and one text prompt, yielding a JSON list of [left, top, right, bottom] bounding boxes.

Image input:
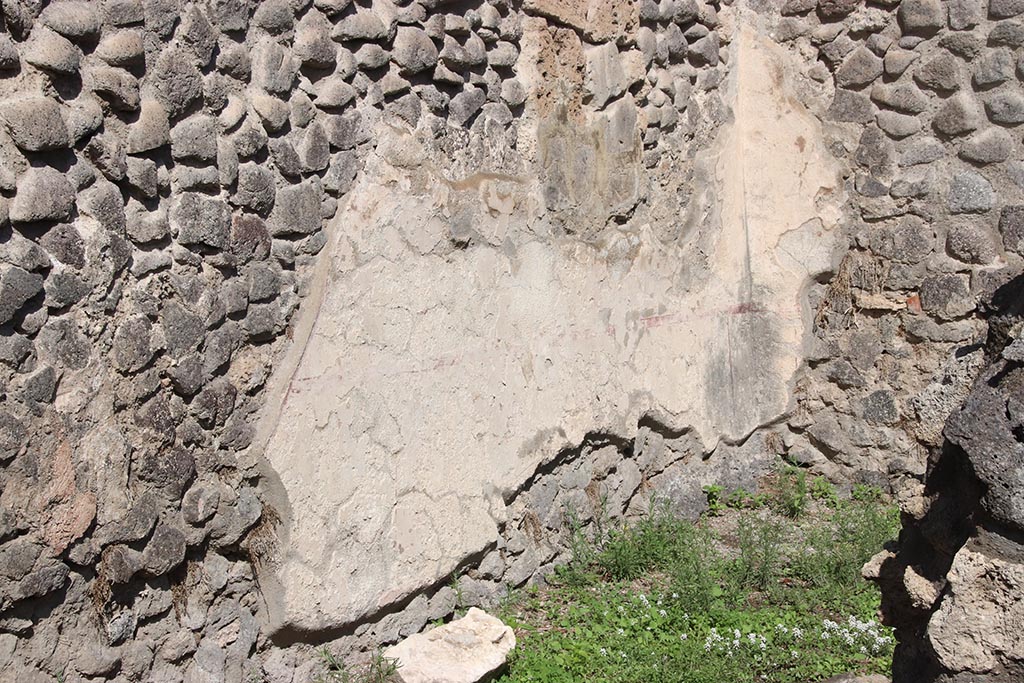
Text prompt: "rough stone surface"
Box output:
[[384, 608, 515, 683]]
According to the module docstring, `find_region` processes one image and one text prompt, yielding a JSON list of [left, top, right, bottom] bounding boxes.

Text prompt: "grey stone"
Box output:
[[253, 0, 293, 33], [0, 266, 43, 325], [914, 53, 961, 91], [168, 353, 205, 396], [96, 29, 145, 67], [973, 49, 1014, 87], [23, 26, 81, 74], [0, 409, 26, 461], [182, 480, 221, 524], [12, 560, 68, 601], [869, 215, 935, 263], [876, 110, 921, 139], [269, 180, 322, 236], [855, 126, 894, 176], [126, 158, 159, 199], [142, 524, 186, 576], [837, 47, 884, 88], [125, 200, 168, 244], [827, 89, 875, 123], [151, 49, 203, 120], [355, 43, 389, 70], [233, 163, 277, 214], [449, 86, 487, 126], [933, 93, 984, 136], [111, 315, 153, 373], [884, 49, 919, 77], [1, 234, 49, 272], [128, 99, 171, 153], [326, 109, 371, 149], [0, 96, 69, 152], [898, 0, 944, 33], [919, 273, 972, 319], [217, 41, 251, 80], [501, 79, 527, 108], [0, 35, 18, 70], [191, 379, 236, 429], [84, 132, 128, 181], [43, 271, 89, 308], [991, 0, 1024, 18], [323, 150, 360, 196], [871, 83, 929, 114], [160, 301, 204, 359], [105, 0, 145, 26], [252, 91, 290, 132], [268, 138, 301, 178], [179, 5, 216, 64], [252, 40, 298, 95], [488, 41, 519, 69], [947, 0, 982, 28], [299, 122, 330, 173], [36, 318, 90, 370], [18, 364, 58, 408], [294, 9, 335, 68], [9, 168, 75, 224], [170, 193, 231, 249], [688, 33, 719, 66], [39, 224, 84, 268], [989, 21, 1024, 48], [998, 205, 1024, 254], [948, 170, 995, 213], [39, 1, 99, 40], [960, 127, 1014, 164], [232, 121, 268, 158], [333, 8, 388, 41], [313, 76, 357, 109], [210, 0, 253, 32], [947, 223, 997, 264], [985, 90, 1024, 125], [393, 26, 438, 75]]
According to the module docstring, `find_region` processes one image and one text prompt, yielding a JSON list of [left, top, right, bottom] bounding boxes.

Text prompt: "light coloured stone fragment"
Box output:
[[384, 608, 515, 683]]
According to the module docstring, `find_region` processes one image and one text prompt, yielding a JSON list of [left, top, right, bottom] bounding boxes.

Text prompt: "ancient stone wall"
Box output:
[[1, 0, 1023, 681]]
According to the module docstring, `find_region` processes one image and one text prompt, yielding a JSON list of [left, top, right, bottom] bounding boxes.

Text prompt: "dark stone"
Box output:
[[229, 214, 271, 263], [168, 353, 206, 397], [161, 301, 204, 356], [861, 389, 899, 425], [151, 48, 203, 120], [827, 89, 875, 123], [182, 479, 221, 524], [998, 205, 1024, 254], [37, 318, 90, 370], [920, 273, 972, 319], [134, 443, 195, 497], [43, 271, 91, 309], [0, 96, 70, 152], [39, 224, 85, 269], [0, 409, 26, 462], [0, 266, 44, 325], [191, 378, 236, 428], [142, 523, 186, 576], [99, 493, 159, 546]]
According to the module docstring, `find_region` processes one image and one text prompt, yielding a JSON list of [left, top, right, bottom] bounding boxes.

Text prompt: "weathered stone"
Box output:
[[989, 21, 1024, 48], [836, 47, 884, 88], [688, 33, 719, 66], [960, 127, 1014, 164], [333, 8, 388, 41], [170, 193, 231, 249], [39, 224, 84, 268], [23, 26, 81, 74], [170, 115, 218, 162], [998, 205, 1024, 254], [96, 29, 145, 67], [933, 93, 984, 136], [0, 266, 44, 325], [392, 26, 438, 75], [871, 83, 929, 114], [0, 96, 69, 152], [9, 168, 75, 224], [920, 273, 972, 319], [900, 136, 946, 166], [985, 90, 1024, 125], [293, 9, 334, 68], [861, 389, 898, 425], [384, 608, 515, 683], [449, 86, 487, 126], [252, 40, 299, 95], [914, 53, 961, 91], [898, 0, 944, 33], [827, 89, 874, 123], [817, 0, 859, 17], [584, 42, 627, 109], [230, 213, 271, 263], [313, 76, 357, 110], [326, 110, 371, 149], [39, 1, 99, 40], [991, 0, 1024, 18], [142, 523, 186, 576], [37, 317, 90, 370], [0, 35, 18, 70], [269, 180, 322, 236], [112, 315, 154, 374], [355, 43, 390, 70], [973, 48, 1014, 87], [128, 99, 171, 153], [182, 479, 222, 524], [150, 48, 203, 120], [947, 223, 997, 264], [876, 110, 920, 139], [948, 170, 995, 214], [233, 163, 277, 214], [884, 49, 918, 77]]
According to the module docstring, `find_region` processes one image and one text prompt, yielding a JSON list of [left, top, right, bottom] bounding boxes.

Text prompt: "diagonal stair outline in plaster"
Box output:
[[250, 12, 845, 637]]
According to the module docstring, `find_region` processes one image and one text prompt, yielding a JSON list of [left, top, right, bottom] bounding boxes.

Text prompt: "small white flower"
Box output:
[[659, 609, 667, 617], [600, 648, 607, 656]]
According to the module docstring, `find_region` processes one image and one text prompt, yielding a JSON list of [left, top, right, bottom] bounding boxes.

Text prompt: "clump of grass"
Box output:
[[315, 648, 401, 683], [498, 485, 900, 683]]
